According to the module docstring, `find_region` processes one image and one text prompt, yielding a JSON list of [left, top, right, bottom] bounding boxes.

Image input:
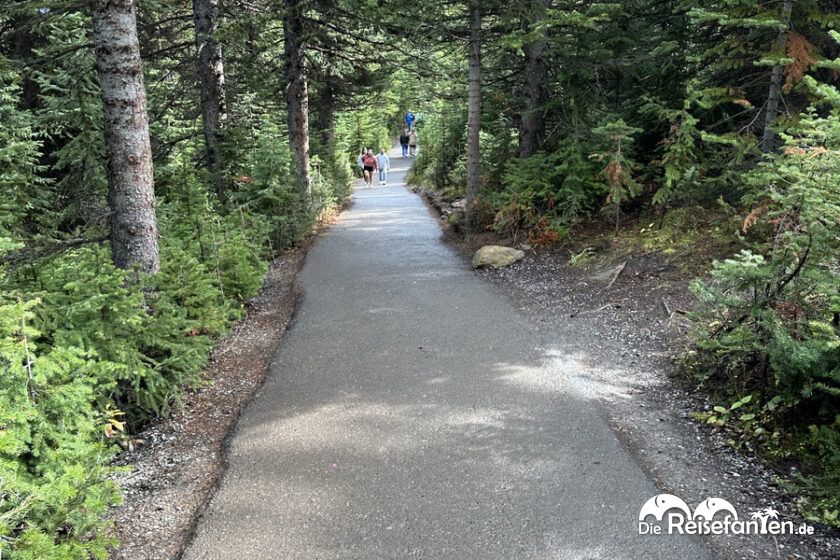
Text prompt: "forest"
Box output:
[[1, 0, 839, 557]]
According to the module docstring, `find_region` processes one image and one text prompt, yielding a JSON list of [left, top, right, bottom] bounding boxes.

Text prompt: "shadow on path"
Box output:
[[183, 147, 714, 560]]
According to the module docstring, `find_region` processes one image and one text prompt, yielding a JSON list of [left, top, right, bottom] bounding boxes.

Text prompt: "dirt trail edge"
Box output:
[[109, 243, 309, 560], [181, 147, 714, 560]]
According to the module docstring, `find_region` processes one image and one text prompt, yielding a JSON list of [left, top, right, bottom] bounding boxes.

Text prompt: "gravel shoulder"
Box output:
[[418, 187, 840, 560], [108, 243, 309, 560]]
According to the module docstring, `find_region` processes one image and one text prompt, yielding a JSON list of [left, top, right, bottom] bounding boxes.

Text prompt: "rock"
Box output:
[[472, 245, 525, 268]]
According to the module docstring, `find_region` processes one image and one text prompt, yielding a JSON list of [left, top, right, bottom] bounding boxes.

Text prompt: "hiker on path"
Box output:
[[408, 128, 418, 157], [357, 149, 366, 178], [376, 148, 390, 185], [361, 148, 377, 188], [399, 129, 410, 158], [405, 111, 415, 131]]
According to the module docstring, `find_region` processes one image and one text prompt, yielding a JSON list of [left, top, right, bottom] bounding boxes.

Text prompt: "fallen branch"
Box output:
[[0, 236, 108, 268], [602, 261, 626, 291], [662, 297, 689, 316], [661, 297, 672, 318], [570, 302, 616, 318]]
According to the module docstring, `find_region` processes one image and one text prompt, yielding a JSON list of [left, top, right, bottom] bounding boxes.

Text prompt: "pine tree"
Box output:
[[91, 0, 160, 275]]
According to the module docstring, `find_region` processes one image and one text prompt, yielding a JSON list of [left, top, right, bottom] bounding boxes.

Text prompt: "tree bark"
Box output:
[[316, 81, 336, 155], [760, 0, 793, 153], [518, 0, 549, 159], [283, 0, 312, 196], [464, 0, 482, 232], [12, 18, 41, 111], [193, 0, 227, 199], [91, 0, 160, 275]]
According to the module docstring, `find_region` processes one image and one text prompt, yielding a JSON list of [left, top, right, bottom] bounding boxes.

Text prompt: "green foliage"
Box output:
[[688, 81, 840, 524], [0, 58, 50, 238], [591, 119, 643, 232], [0, 0, 398, 556], [797, 420, 840, 525], [0, 296, 120, 559], [646, 101, 703, 206], [8, 246, 206, 420], [411, 102, 467, 191], [491, 143, 603, 238], [32, 11, 108, 231], [2, 0, 840, 551], [232, 123, 313, 248]]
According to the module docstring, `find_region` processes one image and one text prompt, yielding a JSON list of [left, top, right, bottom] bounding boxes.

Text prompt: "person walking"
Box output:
[[376, 147, 390, 185], [361, 148, 377, 188], [356, 148, 366, 179], [399, 128, 410, 158], [405, 110, 415, 132], [408, 128, 418, 157]]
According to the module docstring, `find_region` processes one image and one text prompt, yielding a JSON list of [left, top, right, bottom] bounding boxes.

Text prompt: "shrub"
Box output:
[[0, 297, 120, 559], [688, 88, 840, 525], [232, 123, 312, 248], [6, 245, 214, 422], [492, 141, 603, 238]]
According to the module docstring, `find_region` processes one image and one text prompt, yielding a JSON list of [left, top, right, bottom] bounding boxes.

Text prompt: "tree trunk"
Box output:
[[12, 18, 40, 111], [316, 82, 336, 156], [193, 0, 227, 199], [761, 0, 793, 153], [464, 0, 482, 232], [518, 0, 549, 159], [283, 0, 312, 197], [91, 0, 160, 276]]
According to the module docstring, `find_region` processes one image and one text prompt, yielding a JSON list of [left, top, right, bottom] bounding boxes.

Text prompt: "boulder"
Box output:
[[472, 245, 525, 268]]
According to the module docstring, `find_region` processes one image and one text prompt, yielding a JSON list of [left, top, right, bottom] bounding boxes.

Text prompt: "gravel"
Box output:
[[414, 184, 839, 560], [472, 248, 840, 560]]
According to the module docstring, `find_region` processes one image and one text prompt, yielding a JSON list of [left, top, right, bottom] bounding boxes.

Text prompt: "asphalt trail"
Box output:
[[183, 146, 715, 559]]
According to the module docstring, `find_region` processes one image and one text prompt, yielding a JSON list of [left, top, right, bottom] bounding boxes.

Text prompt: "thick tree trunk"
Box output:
[[518, 0, 549, 159], [283, 0, 312, 196], [761, 0, 793, 153], [91, 0, 160, 275], [464, 0, 482, 232], [193, 0, 227, 199]]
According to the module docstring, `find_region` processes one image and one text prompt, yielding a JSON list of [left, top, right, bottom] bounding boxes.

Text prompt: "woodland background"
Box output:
[[1, 0, 839, 557]]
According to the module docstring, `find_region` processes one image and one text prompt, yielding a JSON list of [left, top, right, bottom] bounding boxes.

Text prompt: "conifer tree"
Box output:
[[283, 0, 312, 197], [91, 0, 160, 274], [194, 0, 227, 197]]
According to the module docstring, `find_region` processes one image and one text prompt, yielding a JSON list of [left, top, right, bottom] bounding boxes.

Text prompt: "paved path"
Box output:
[[184, 147, 714, 559]]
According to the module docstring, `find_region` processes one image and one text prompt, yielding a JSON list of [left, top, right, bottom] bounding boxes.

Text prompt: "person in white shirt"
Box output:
[[376, 148, 390, 185], [356, 148, 366, 179]]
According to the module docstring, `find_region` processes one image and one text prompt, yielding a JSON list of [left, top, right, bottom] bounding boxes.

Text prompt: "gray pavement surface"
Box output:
[[183, 147, 716, 559]]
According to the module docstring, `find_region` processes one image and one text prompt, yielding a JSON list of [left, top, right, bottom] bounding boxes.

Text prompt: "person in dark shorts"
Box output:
[[399, 129, 410, 157], [361, 148, 377, 187]]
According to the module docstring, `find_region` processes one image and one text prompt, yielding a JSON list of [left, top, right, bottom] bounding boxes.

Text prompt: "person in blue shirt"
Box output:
[[405, 111, 415, 131]]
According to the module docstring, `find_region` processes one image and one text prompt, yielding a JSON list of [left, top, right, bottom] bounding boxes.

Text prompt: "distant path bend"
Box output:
[[183, 146, 714, 560]]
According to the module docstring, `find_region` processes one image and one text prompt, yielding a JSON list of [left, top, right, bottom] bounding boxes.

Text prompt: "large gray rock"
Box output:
[[472, 245, 525, 268]]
